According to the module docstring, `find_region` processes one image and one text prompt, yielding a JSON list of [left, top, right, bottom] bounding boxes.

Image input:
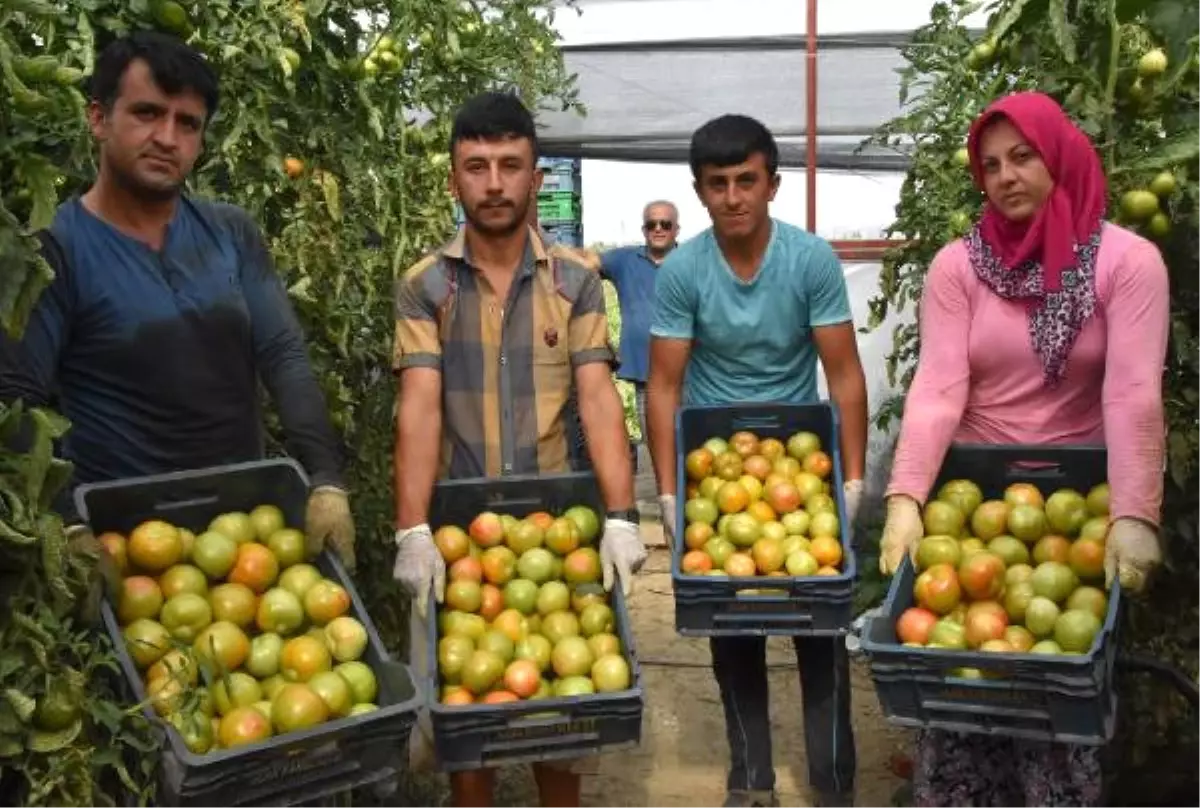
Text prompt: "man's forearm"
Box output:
[[829, 370, 868, 481], [578, 386, 635, 512], [645, 377, 680, 496], [395, 399, 440, 528], [264, 351, 346, 489]]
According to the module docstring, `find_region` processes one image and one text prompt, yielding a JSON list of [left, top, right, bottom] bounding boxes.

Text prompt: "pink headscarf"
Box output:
[[967, 91, 1108, 292], [964, 92, 1108, 384]]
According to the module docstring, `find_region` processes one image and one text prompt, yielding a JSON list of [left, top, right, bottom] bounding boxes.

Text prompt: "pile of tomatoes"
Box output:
[[102, 506, 380, 753]]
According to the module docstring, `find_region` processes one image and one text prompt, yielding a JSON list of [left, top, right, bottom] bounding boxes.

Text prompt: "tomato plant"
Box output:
[[866, 0, 1197, 800], [2, 0, 579, 802], [0, 402, 160, 806]]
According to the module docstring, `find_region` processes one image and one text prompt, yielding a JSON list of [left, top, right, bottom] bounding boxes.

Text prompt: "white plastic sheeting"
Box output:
[[816, 261, 910, 524], [539, 33, 917, 169]]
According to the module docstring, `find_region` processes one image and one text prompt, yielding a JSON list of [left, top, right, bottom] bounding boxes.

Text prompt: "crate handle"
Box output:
[[730, 415, 782, 432], [922, 698, 1053, 723], [479, 733, 601, 765], [483, 494, 546, 511], [152, 493, 222, 513], [1003, 461, 1067, 481], [501, 711, 569, 729], [712, 612, 814, 625]]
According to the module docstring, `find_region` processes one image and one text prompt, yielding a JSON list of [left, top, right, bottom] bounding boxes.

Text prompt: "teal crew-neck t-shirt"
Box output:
[[650, 219, 852, 406]]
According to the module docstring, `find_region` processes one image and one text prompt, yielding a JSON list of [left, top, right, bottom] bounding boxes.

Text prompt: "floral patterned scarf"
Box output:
[[965, 223, 1102, 386]]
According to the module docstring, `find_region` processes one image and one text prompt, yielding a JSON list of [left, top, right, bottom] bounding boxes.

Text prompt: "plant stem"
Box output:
[[1103, 0, 1121, 173]]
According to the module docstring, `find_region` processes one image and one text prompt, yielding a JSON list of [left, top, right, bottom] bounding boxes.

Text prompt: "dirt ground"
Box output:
[[393, 519, 913, 807]]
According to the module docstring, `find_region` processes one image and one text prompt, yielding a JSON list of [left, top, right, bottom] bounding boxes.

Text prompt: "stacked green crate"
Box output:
[[538, 157, 582, 247]]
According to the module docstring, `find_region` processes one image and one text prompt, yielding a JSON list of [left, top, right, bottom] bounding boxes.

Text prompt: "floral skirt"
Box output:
[[913, 729, 1103, 807]]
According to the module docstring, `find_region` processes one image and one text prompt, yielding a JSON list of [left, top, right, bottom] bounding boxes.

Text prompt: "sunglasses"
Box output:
[[643, 219, 675, 232]]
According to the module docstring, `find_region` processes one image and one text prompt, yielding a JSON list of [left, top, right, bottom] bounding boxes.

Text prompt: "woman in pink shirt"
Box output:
[[878, 92, 1168, 805]]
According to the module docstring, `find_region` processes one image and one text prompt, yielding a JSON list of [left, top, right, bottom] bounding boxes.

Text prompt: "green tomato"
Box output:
[[1149, 171, 1177, 198], [1137, 48, 1168, 79]]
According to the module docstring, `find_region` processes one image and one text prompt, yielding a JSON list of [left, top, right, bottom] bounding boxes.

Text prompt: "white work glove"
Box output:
[[600, 519, 647, 598], [392, 524, 445, 618], [658, 494, 677, 543], [878, 495, 923, 576], [843, 479, 864, 526], [1104, 517, 1161, 594]]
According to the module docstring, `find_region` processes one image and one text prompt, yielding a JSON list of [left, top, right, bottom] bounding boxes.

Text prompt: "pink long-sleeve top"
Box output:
[[887, 223, 1169, 526]]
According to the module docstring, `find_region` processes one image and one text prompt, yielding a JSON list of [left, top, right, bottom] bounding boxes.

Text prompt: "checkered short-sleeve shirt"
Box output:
[[393, 226, 615, 479]]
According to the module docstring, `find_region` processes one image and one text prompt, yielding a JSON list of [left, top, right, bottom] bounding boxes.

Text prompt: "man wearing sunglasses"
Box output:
[[599, 201, 680, 460]]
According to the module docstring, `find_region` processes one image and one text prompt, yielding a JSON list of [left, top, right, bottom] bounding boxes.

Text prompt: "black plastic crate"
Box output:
[[78, 459, 422, 806], [671, 403, 858, 636], [425, 472, 645, 772], [859, 444, 1121, 745]]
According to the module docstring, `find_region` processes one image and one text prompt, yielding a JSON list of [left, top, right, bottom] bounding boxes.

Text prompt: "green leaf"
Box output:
[[1112, 131, 1200, 173], [21, 158, 60, 232], [27, 716, 82, 753], [39, 513, 71, 603], [0, 517, 37, 545], [39, 459, 73, 513], [306, 0, 329, 15], [1047, 0, 1076, 63], [6, 251, 55, 345], [5, 0, 59, 16], [320, 172, 342, 222], [991, 0, 1041, 43], [0, 733, 23, 757], [4, 688, 36, 723], [0, 701, 22, 734], [77, 12, 95, 76], [23, 408, 54, 507], [35, 408, 69, 440], [276, 51, 294, 79]]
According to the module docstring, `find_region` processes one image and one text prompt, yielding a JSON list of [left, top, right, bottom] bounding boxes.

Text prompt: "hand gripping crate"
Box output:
[[424, 472, 645, 771], [859, 444, 1120, 744], [672, 402, 858, 636], [80, 458, 422, 806]]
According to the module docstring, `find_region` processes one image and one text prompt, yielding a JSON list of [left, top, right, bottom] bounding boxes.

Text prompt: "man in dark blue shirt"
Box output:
[[0, 32, 355, 579], [600, 200, 679, 451]]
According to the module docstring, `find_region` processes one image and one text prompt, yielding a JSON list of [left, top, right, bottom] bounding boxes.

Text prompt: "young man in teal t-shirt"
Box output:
[[646, 115, 868, 808]]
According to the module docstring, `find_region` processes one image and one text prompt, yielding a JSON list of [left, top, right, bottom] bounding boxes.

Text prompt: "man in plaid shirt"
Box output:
[[390, 91, 646, 807]]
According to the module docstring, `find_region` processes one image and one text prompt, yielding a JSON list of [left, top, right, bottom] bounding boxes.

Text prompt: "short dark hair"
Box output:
[[689, 114, 780, 180], [90, 31, 220, 119], [450, 91, 539, 161]]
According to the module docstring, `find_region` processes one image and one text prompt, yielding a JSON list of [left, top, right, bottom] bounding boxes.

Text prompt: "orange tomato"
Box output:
[[118, 576, 164, 625], [809, 536, 843, 568], [227, 543, 279, 594], [280, 635, 332, 682], [442, 687, 474, 706], [128, 520, 183, 573], [208, 582, 258, 629], [218, 706, 272, 748], [303, 580, 350, 625], [271, 683, 329, 732], [502, 660, 541, 699]]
